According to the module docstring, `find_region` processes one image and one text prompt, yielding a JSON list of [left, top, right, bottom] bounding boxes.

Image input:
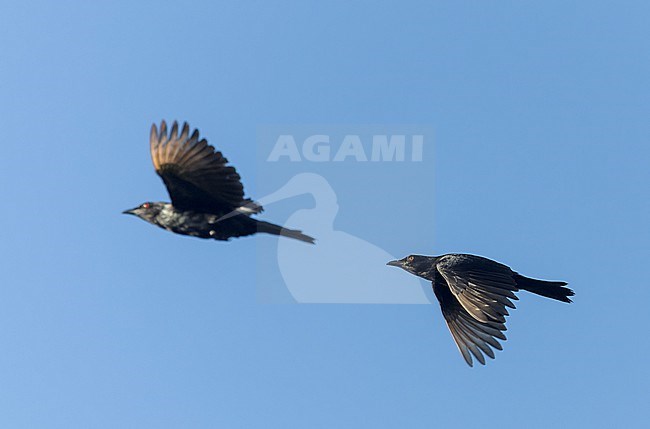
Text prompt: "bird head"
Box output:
[[122, 202, 164, 223], [387, 255, 433, 276]]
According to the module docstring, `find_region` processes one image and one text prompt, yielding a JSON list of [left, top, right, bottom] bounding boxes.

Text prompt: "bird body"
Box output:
[[388, 253, 573, 366], [125, 202, 256, 240], [123, 121, 314, 244]]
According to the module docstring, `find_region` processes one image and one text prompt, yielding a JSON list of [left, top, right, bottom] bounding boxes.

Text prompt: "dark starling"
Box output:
[[387, 253, 573, 366], [123, 121, 315, 243]]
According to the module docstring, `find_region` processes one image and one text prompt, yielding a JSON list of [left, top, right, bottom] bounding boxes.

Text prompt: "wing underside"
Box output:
[[432, 261, 517, 366]]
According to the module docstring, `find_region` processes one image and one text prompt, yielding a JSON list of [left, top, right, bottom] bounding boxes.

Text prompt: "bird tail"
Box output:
[[256, 220, 315, 244], [514, 274, 574, 303]]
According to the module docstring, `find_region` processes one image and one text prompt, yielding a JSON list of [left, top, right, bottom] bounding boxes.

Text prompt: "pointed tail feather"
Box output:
[[514, 274, 574, 303], [256, 220, 315, 244]]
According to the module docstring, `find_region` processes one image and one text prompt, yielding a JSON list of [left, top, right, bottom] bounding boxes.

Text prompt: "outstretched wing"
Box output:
[[435, 254, 519, 324], [150, 120, 262, 215], [432, 270, 508, 367]]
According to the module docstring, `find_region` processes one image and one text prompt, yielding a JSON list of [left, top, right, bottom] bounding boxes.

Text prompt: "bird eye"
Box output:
[[142, 203, 150, 209], [407, 256, 414, 262]]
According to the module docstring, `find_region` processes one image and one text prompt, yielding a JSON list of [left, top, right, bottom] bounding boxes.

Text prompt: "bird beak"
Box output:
[[386, 259, 404, 267], [122, 208, 136, 215]]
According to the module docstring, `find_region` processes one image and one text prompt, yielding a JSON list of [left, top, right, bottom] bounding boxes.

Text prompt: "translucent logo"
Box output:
[[255, 125, 435, 304]]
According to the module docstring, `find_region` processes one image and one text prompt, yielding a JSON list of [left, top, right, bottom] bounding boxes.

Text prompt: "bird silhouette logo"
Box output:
[[250, 173, 431, 304]]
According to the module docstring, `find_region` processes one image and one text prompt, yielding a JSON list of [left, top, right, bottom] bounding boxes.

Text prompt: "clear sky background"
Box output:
[[1, 1, 649, 428]]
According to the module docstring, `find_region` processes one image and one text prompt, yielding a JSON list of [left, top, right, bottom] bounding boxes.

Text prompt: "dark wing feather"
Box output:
[[436, 254, 519, 324], [432, 270, 507, 367], [150, 120, 262, 214]]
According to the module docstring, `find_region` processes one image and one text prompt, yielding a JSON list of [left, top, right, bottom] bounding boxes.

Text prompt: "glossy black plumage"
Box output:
[[123, 121, 315, 243], [387, 253, 573, 366]]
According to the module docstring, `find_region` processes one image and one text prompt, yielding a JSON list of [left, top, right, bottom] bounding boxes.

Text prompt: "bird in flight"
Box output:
[[123, 120, 315, 243], [387, 253, 573, 366]]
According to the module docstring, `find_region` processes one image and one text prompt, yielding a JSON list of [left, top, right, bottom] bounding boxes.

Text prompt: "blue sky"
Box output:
[[1, 1, 649, 427]]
